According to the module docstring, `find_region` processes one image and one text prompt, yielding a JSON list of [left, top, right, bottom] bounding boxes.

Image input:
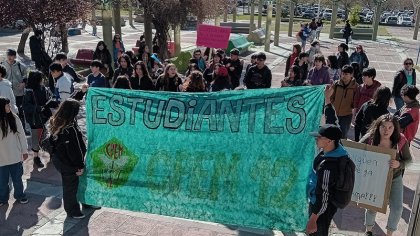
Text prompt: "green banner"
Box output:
[[78, 86, 325, 231]]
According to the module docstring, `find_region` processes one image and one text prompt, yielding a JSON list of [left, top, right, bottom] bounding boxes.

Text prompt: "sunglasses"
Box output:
[[405, 62, 413, 65]]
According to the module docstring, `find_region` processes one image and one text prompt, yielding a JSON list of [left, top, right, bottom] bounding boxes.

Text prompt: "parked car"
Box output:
[[385, 16, 398, 25], [302, 10, 315, 19], [322, 12, 332, 21], [398, 17, 413, 26]]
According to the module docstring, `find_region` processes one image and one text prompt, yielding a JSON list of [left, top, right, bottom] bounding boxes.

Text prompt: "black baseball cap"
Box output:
[[310, 124, 342, 140], [6, 49, 16, 56]]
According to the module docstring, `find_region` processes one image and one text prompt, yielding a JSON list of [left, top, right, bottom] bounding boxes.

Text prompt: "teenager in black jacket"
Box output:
[[49, 99, 97, 219]]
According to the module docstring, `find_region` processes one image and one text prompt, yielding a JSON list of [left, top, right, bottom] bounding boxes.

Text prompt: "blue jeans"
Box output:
[[338, 115, 352, 139], [365, 175, 403, 232], [0, 162, 26, 203], [394, 96, 404, 111]]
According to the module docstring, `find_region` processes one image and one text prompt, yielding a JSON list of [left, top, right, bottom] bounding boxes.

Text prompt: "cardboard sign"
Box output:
[[342, 140, 396, 214], [196, 24, 231, 49]]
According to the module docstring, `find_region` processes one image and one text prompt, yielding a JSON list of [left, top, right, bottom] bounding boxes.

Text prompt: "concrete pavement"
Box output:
[[0, 22, 419, 235]]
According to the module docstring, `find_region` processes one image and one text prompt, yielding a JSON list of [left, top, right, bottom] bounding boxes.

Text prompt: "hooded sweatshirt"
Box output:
[[308, 66, 330, 85], [0, 79, 18, 113], [353, 80, 382, 112], [307, 145, 349, 215], [0, 113, 28, 167]]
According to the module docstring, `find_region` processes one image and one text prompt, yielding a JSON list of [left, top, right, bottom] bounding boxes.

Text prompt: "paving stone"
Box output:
[[117, 216, 159, 235]]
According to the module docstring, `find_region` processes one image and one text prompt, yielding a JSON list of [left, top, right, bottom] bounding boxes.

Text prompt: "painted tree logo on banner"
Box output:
[[91, 138, 139, 188]]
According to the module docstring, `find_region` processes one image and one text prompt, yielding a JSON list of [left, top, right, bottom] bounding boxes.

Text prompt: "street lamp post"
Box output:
[[372, 0, 387, 41]]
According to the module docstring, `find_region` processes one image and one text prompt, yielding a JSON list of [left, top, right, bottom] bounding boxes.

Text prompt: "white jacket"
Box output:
[[0, 114, 28, 167], [0, 79, 18, 114]]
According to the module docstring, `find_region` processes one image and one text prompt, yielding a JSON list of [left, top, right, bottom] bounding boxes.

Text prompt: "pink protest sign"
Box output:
[[196, 24, 232, 49]]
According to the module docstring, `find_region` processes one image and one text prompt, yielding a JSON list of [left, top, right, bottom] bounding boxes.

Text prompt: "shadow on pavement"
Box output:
[[333, 205, 386, 235]]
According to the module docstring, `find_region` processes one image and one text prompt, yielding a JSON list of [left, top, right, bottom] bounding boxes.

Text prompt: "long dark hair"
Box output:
[[364, 114, 401, 147], [113, 76, 132, 89], [134, 61, 151, 79], [118, 54, 133, 70], [49, 99, 80, 136], [0, 97, 18, 139], [26, 70, 43, 90], [327, 55, 339, 70], [372, 86, 391, 108]]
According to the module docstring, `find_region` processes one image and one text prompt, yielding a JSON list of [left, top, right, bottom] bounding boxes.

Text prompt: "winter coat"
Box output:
[[294, 59, 309, 81], [243, 65, 272, 89], [354, 101, 389, 141], [156, 74, 183, 92], [52, 122, 86, 175], [112, 67, 134, 85], [392, 69, 417, 97], [2, 60, 27, 96], [337, 51, 350, 69], [349, 52, 369, 70], [343, 24, 353, 38], [307, 66, 330, 85], [29, 35, 43, 62], [285, 53, 298, 77], [0, 114, 28, 167], [353, 80, 382, 112], [130, 76, 156, 91], [23, 86, 52, 129], [331, 78, 359, 116], [0, 79, 18, 113]]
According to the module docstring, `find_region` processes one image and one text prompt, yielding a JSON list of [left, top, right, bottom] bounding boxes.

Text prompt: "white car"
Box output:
[[398, 17, 413, 26]]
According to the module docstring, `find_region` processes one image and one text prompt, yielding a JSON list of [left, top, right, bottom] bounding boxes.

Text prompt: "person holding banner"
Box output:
[[360, 114, 413, 236], [155, 64, 183, 92], [130, 61, 155, 91], [209, 65, 231, 92], [182, 71, 206, 92], [243, 52, 272, 89], [112, 54, 134, 85]]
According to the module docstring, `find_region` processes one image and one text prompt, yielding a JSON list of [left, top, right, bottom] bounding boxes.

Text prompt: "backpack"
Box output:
[[319, 156, 356, 209]]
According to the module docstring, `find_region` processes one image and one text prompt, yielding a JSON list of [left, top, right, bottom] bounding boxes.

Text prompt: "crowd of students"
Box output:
[[0, 32, 418, 234]]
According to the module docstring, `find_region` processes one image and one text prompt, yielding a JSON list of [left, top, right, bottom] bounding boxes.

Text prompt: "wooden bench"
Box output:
[[227, 34, 253, 55], [333, 27, 374, 40], [70, 49, 94, 67], [220, 22, 256, 34]]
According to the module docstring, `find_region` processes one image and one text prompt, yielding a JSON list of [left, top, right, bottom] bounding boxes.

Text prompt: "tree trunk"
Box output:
[[113, 1, 122, 36], [60, 24, 69, 53], [153, 21, 169, 59], [17, 28, 32, 54], [128, 0, 133, 26]]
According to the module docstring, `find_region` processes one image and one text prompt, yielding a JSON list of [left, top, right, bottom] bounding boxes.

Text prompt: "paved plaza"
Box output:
[[0, 22, 419, 235]]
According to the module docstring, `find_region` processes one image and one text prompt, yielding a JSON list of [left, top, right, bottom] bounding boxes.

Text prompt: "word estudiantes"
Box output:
[[90, 94, 307, 134]]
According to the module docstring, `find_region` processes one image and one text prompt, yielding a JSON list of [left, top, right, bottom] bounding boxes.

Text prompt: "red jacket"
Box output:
[[396, 100, 420, 142], [353, 80, 381, 112]]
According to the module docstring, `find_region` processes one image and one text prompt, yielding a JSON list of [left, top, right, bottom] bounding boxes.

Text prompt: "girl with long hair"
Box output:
[[360, 114, 412, 236], [112, 54, 133, 85], [282, 65, 303, 87], [183, 71, 206, 92], [0, 97, 28, 206], [112, 34, 125, 65], [23, 70, 54, 168], [354, 86, 391, 142], [93, 41, 113, 79], [49, 99, 94, 218], [155, 64, 183, 92], [113, 76, 132, 90], [130, 61, 155, 91]]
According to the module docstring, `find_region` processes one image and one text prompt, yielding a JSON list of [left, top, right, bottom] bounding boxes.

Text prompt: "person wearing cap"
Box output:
[[225, 48, 244, 89], [306, 85, 349, 235], [330, 65, 359, 138], [2, 49, 28, 134], [336, 43, 350, 69], [243, 52, 272, 89]]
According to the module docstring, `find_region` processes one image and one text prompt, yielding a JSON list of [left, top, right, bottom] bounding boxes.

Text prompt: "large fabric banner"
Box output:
[[78, 86, 325, 232]]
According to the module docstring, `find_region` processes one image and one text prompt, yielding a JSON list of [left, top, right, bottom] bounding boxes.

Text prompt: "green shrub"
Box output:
[[349, 5, 361, 26]]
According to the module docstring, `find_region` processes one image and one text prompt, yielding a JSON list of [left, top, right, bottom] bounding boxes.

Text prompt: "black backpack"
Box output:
[[320, 157, 356, 209]]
